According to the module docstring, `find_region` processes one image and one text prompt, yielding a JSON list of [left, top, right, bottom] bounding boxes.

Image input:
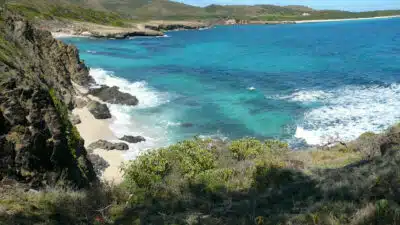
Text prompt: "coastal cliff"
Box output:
[[0, 12, 96, 188]]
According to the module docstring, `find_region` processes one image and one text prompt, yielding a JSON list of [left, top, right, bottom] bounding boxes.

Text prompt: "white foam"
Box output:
[[107, 104, 173, 160], [87, 50, 97, 54], [247, 86, 256, 91], [128, 34, 170, 40], [88, 68, 175, 159], [89, 68, 169, 109], [279, 90, 333, 102], [293, 84, 400, 145]]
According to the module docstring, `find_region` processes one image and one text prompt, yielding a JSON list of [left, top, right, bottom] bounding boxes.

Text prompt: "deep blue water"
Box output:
[[64, 18, 400, 157]]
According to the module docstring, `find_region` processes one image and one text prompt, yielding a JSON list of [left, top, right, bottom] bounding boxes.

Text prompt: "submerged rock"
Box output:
[[88, 140, 129, 151], [89, 85, 138, 106], [181, 123, 194, 128], [87, 101, 111, 119], [119, 135, 146, 143]]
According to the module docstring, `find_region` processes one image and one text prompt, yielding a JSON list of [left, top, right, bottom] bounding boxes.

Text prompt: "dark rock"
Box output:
[[0, 14, 96, 189], [181, 123, 194, 128], [69, 114, 81, 125], [88, 154, 110, 176], [87, 101, 111, 119], [119, 135, 146, 143], [89, 85, 138, 106], [74, 97, 88, 108], [88, 140, 129, 151]]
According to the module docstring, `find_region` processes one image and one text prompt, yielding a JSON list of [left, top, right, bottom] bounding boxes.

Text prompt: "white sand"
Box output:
[[51, 32, 81, 38], [295, 15, 400, 24], [73, 107, 115, 144], [92, 149, 124, 184], [73, 107, 125, 183]]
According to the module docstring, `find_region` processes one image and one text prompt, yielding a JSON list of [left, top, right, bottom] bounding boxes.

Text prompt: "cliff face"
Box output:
[[0, 13, 96, 188]]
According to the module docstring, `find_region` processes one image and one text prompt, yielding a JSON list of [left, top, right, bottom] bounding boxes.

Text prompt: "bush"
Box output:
[[123, 138, 217, 191]]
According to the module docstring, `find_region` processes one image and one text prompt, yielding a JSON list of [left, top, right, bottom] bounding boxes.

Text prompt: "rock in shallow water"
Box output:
[[89, 85, 138, 106], [88, 140, 129, 151], [87, 101, 111, 119], [119, 135, 146, 143]]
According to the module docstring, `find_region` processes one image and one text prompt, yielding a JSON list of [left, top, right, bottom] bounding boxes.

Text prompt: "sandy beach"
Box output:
[[51, 32, 85, 38], [73, 105, 125, 184], [295, 15, 400, 24]]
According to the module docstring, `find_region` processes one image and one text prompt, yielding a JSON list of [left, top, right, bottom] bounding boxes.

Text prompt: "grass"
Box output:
[[255, 10, 400, 21], [5, 1, 400, 24], [7, 3, 128, 27], [2, 126, 400, 224], [49, 88, 82, 159]]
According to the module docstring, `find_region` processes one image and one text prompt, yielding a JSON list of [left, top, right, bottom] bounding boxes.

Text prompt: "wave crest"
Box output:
[[294, 84, 400, 145], [89, 68, 169, 108]]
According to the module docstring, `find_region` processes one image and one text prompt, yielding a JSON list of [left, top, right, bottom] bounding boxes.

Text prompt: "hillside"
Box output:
[[0, 9, 96, 188], [6, 0, 400, 26], [2, 6, 400, 225]]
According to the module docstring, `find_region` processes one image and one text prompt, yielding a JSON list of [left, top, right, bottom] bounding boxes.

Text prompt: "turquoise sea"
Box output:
[[64, 18, 400, 158]]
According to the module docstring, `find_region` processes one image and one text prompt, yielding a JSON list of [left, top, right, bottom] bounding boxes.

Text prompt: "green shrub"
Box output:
[[123, 139, 217, 191], [229, 138, 265, 160], [49, 88, 82, 158]]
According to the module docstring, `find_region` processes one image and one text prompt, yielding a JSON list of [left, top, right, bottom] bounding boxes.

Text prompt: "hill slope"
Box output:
[[0, 10, 96, 188], [9, 0, 315, 20]]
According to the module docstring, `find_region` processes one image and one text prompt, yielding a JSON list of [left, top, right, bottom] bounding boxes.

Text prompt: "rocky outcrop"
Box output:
[[74, 97, 88, 108], [119, 135, 146, 144], [144, 22, 208, 31], [88, 140, 129, 151], [90, 29, 163, 39], [88, 154, 109, 176], [87, 101, 112, 119], [89, 85, 139, 106], [69, 114, 81, 125], [0, 13, 96, 188], [220, 19, 296, 25]]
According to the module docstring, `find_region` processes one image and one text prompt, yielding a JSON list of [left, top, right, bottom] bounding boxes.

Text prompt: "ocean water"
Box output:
[[63, 18, 400, 159]]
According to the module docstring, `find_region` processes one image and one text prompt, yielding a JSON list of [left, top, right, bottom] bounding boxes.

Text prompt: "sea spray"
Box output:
[[292, 84, 400, 145], [89, 68, 174, 159]]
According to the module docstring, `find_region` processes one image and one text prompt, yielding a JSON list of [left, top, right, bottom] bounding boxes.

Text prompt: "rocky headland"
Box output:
[[39, 19, 209, 39], [0, 11, 146, 188], [0, 12, 96, 188]]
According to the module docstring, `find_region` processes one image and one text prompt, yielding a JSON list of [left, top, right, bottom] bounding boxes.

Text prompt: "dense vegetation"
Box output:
[[6, 2, 127, 26], [256, 9, 400, 21], [6, 0, 400, 23], [2, 123, 400, 224]]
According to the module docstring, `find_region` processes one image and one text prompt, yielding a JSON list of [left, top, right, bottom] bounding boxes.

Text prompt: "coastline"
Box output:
[[50, 15, 400, 39], [72, 80, 126, 183], [73, 106, 125, 184], [294, 15, 400, 24], [66, 15, 400, 183]]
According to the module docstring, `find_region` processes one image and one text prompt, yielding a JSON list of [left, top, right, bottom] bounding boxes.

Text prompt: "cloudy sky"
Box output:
[[173, 0, 400, 11]]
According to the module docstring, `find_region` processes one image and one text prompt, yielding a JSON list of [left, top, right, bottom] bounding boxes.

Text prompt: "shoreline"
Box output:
[[51, 15, 400, 39], [68, 15, 400, 183], [294, 15, 400, 24], [73, 106, 125, 184], [72, 80, 126, 183]]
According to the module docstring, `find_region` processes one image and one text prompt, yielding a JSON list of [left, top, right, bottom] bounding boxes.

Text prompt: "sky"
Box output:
[[174, 0, 400, 11]]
